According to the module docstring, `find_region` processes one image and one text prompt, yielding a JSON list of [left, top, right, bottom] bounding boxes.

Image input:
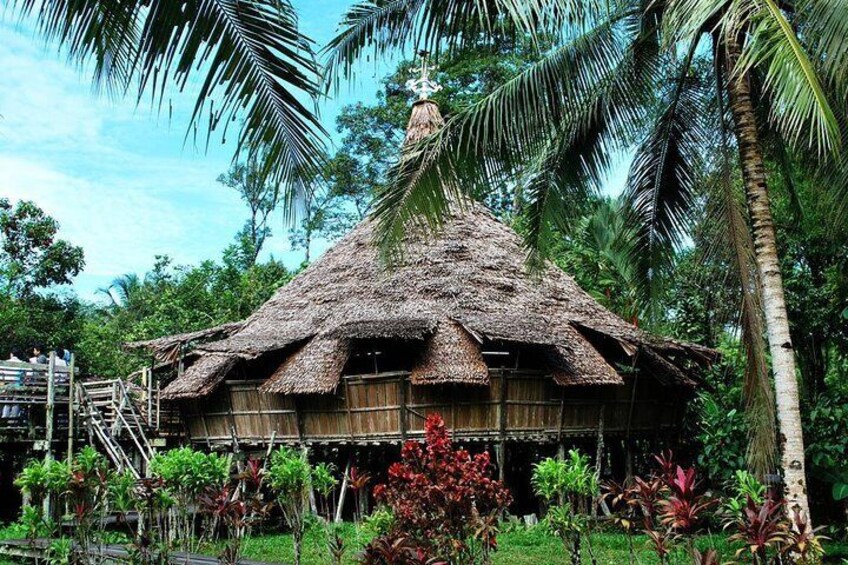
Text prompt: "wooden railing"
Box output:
[[0, 353, 75, 457]]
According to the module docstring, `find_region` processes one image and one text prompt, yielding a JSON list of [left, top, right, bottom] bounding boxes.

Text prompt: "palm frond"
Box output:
[[372, 7, 657, 259], [705, 56, 775, 478], [623, 42, 708, 316], [322, 0, 605, 89], [795, 0, 848, 105], [321, 0, 426, 92], [733, 0, 840, 156], [13, 0, 143, 94], [12, 0, 327, 198], [136, 0, 326, 191]]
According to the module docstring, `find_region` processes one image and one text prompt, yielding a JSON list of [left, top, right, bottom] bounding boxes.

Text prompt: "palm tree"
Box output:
[[324, 0, 848, 520], [6, 0, 326, 195]]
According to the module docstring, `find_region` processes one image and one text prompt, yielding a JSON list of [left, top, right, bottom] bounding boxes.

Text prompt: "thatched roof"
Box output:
[[260, 337, 351, 394], [124, 322, 244, 363], [161, 353, 239, 400], [158, 100, 711, 399]]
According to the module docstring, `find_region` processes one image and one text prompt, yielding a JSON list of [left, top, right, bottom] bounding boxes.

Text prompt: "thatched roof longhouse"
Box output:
[[157, 99, 711, 401]]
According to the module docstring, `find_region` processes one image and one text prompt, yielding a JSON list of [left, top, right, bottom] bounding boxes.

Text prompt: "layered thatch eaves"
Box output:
[[410, 320, 489, 385], [161, 353, 239, 400], [260, 337, 351, 394], [124, 322, 243, 363]]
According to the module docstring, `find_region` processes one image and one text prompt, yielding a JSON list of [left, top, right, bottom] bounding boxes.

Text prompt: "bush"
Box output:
[[373, 413, 511, 564], [269, 446, 312, 565], [149, 447, 230, 551]]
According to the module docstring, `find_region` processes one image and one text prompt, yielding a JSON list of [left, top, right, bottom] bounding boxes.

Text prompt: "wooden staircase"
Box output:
[[77, 379, 155, 478]]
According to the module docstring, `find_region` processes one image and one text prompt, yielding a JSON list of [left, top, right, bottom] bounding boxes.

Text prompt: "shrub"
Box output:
[[373, 413, 511, 564], [532, 451, 599, 565], [149, 447, 230, 552], [269, 446, 312, 565]]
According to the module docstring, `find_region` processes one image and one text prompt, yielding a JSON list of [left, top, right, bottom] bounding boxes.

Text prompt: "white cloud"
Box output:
[[0, 22, 255, 298]]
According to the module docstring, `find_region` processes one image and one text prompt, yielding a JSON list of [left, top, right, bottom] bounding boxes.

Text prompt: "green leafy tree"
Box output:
[[217, 159, 281, 268], [268, 447, 312, 565], [0, 198, 84, 296]]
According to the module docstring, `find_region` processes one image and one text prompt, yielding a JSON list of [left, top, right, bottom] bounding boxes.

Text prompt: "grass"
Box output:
[[220, 523, 848, 564], [1, 520, 846, 564]]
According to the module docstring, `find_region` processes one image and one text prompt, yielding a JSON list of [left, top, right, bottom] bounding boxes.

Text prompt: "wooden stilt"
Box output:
[[335, 455, 352, 523], [496, 442, 506, 483], [302, 446, 317, 514], [595, 405, 605, 474], [66, 353, 76, 463], [45, 352, 56, 461], [593, 405, 605, 517], [44, 352, 56, 519]]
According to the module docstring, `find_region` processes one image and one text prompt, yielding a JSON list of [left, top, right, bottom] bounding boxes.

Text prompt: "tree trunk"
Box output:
[[724, 37, 811, 522]]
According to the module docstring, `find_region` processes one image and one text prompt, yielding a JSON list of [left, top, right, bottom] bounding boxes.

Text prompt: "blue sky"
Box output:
[[0, 2, 629, 301], [0, 0, 393, 300]]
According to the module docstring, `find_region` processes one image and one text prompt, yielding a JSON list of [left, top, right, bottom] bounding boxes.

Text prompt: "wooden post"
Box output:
[[294, 397, 305, 445], [45, 352, 56, 460], [625, 439, 634, 484], [44, 352, 56, 520], [595, 405, 605, 474], [67, 353, 76, 463], [344, 377, 355, 441], [593, 405, 605, 517], [335, 455, 352, 523], [302, 446, 317, 514], [399, 376, 408, 442], [498, 370, 507, 483]]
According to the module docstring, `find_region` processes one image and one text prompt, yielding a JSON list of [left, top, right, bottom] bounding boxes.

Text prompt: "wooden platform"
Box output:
[[0, 538, 284, 564]]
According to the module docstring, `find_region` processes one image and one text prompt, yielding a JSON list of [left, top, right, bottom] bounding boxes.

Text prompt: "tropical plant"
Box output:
[[268, 446, 312, 565], [348, 466, 372, 524], [65, 447, 113, 560], [6, 0, 326, 193], [363, 507, 396, 539], [198, 482, 271, 565], [727, 496, 791, 564], [359, 532, 447, 565], [658, 465, 717, 557], [532, 451, 600, 565], [311, 461, 339, 522], [600, 480, 639, 564], [373, 413, 511, 564], [129, 477, 174, 565], [149, 447, 229, 552]]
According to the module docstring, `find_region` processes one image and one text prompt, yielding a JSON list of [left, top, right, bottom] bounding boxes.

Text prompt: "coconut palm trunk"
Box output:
[[724, 37, 810, 522]]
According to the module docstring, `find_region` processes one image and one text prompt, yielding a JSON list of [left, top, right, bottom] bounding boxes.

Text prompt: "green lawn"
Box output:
[[2, 521, 847, 564], [227, 523, 848, 564]]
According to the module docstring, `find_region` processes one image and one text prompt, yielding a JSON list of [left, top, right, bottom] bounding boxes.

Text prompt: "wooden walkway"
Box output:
[[0, 538, 284, 564]]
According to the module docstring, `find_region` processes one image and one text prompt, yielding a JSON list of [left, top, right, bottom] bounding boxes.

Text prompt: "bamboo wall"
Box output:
[[179, 369, 686, 448]]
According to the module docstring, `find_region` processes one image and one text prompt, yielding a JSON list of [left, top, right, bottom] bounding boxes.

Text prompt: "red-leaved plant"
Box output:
[[373, 413, 511, 564]]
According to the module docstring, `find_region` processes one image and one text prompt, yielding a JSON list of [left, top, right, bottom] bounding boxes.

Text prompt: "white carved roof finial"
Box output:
[[405, 50, 442, 100]]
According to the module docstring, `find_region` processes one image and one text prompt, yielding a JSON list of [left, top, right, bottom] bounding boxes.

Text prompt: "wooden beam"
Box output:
[[498, 371, 508, 483], [294, 397, 305, 445], [45, 352, 56, 458], [44, 352, 56, 519]]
